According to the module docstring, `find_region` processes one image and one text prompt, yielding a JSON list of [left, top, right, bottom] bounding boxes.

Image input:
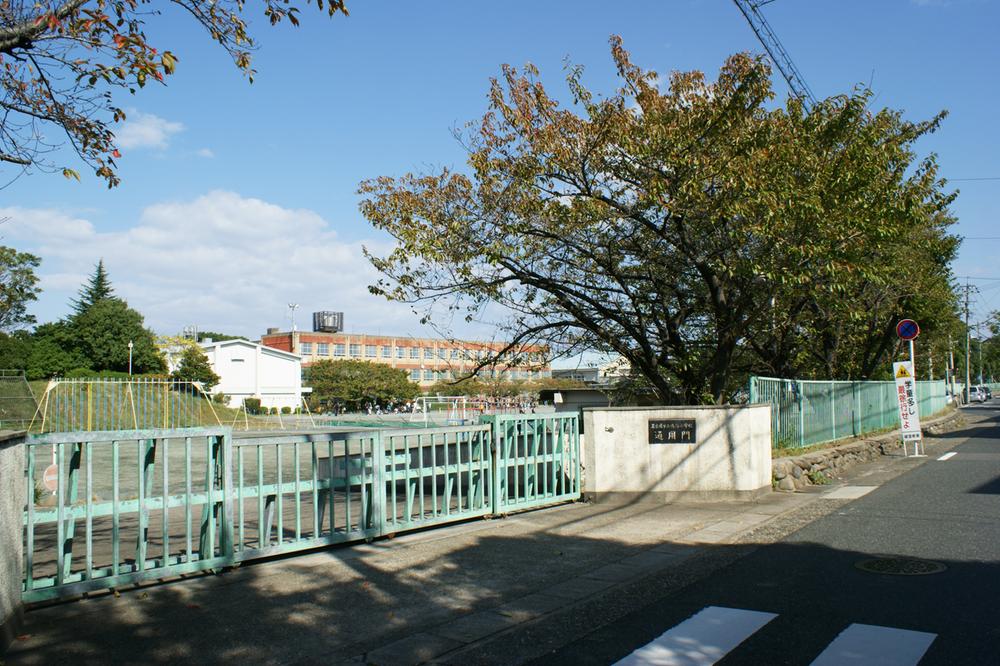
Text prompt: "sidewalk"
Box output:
[[4, 414, 972, 666], [5, 491, 817, 665]]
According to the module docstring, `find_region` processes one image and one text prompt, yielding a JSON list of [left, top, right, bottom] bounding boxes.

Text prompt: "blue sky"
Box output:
[[3, 0, 999, 351]]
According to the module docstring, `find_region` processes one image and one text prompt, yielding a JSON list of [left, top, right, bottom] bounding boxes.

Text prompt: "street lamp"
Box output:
[[127, 340, 134, 376]]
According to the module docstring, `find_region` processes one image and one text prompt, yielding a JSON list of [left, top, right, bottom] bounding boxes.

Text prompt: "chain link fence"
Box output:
[[0, 370, 38, 430], [749, 376, 951, 450]]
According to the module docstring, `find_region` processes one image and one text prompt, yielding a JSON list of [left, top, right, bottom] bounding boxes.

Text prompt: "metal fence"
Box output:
[[749, 376, 951, 450], [22, 413, 582, 602], [0, 370, 38, 430], [29, 378, 321, 433], [31, 378, 225, 433]]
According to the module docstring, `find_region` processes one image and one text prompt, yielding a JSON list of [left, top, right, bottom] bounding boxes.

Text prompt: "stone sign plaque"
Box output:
[[648, 418, 696, 444]]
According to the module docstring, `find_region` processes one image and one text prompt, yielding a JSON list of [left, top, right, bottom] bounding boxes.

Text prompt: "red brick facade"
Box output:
[[260, 331, 550, 387]]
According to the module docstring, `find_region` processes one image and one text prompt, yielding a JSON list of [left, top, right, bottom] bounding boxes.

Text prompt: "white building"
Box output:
[[200, 339, 305, 410]]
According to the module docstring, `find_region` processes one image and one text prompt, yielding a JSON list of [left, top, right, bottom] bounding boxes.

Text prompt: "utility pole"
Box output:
[[948, 333, 955, 397], [964, 278, 972, 403], [978, 322, 985, 384]]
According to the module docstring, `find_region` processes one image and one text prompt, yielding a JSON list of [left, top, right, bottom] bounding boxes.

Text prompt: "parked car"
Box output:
[[979, 385, 992, 400], [966, 386, 986, 403]]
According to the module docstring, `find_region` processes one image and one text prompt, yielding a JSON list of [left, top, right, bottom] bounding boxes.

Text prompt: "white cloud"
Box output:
[[0, 192, 421, 338], [195, 148, 215, 158], [115, 110, 184, 151]]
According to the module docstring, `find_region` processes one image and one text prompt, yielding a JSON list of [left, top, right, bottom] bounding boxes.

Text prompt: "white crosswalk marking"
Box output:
[[613, 606, 777, 666], [937, 452, 957, 461], [810, 623, 937, 666], [825, 486, 876, 499]]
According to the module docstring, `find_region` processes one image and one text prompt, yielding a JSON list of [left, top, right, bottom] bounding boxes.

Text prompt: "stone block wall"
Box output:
[[773, 409, 961, 491]]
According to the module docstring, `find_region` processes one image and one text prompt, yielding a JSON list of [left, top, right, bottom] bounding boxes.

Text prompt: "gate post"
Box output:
[[478, 415, 502, 515], [220, 429, 234, 558], [370, 431, 387, 537]]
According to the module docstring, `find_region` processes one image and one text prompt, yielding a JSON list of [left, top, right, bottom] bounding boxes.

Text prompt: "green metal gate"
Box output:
[[488, 413, 582, 512], [23, 428, 235, 603], [23, 416, 580, 602]]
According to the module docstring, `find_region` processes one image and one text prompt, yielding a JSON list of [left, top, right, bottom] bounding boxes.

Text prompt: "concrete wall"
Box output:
[[582, 405, 772, 502], [0, 431, 25, 651]]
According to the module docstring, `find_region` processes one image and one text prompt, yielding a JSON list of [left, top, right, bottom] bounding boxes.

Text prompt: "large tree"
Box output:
[[24, 321, 90, 378], [0, 245, 41, 330], [72, 297, 165, 373], [0, 0, 347, 187], [360, 38, 959, 404], [307, 359, 419, 410]]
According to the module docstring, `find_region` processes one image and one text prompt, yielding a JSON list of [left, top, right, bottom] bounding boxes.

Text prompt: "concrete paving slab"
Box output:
[[684, 526, 739, 544], [7, 493, 810, 665], [581, 562, 645, 583], [616, 549, 689, 570], [494, 593, 568, 622], [650, 542, 703, 556], [430, 610, 517, 643], [361, 633, 462, 666], [543, 576, 618, 601]]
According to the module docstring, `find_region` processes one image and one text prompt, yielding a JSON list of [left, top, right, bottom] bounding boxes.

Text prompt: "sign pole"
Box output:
[[909, 338, 923, 455], [895, 319, 924, 457]]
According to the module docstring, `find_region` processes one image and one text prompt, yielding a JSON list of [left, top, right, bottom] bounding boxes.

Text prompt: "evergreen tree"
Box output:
[[71, 259, 114, 316]]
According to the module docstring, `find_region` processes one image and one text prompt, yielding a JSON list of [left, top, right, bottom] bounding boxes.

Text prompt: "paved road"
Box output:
[[533, 403, 1000, 665]]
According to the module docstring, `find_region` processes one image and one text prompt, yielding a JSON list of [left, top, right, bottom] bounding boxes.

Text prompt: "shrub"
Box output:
[[243, 397, 261, 414], [281, 406, 292, 414], [270, 406, 279, 415], [212, 392, 227, 404], [63, 368, 167, 380]]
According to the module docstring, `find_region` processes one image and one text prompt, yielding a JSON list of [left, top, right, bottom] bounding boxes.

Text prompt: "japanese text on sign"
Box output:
[[648, 419, 697, 444], [892, 361, 922, 442]]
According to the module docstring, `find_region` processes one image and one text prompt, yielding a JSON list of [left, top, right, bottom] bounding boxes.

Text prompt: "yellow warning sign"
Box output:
[[895, 365, 911, 379]]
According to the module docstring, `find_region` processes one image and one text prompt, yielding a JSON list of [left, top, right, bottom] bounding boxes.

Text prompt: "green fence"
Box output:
[[0, 370, 37, 431], [749, 376, 951, 450], [22, 413, 582, 602], [32, 378, 224, 432]]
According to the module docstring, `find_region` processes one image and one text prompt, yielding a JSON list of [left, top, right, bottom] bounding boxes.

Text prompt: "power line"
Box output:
[[950, 177, 1000, 181], [956, 276, 1000, 281], [963, 237, 1000, 240]]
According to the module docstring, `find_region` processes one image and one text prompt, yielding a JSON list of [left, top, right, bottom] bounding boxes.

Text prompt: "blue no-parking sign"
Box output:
[[896, 319, 920, 341]]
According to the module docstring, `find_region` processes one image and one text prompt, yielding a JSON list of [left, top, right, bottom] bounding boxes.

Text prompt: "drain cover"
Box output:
[[855, 557, 947, 576]]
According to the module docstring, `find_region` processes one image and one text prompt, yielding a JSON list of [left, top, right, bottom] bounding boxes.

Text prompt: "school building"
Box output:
[[259, 327, 551, 388]]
